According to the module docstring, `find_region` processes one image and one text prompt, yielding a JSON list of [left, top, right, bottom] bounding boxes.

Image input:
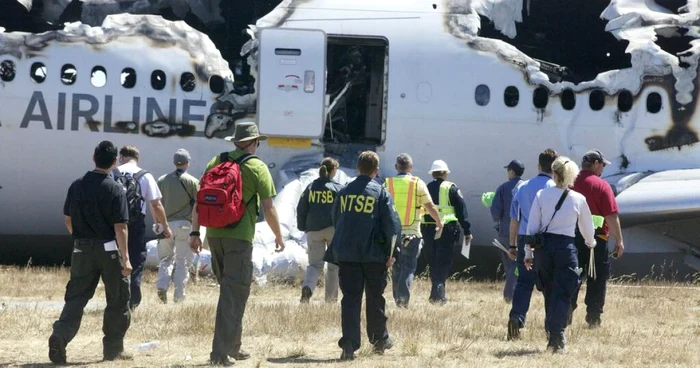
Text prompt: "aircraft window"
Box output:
[[30, 62, 47, 83], [533, 86, 549, 109], [121, 68, 136, 88], [180, 72, 196, 92], [504, 86, 519, 107], [1, 60, 16, 82], [209, 75, 224, 94], [91, 66, 107, 88], [647, 92, 662, 113], [589, 90, 605, 111], [618, 90, 633, 112], [61, 64, 77, 85], [475, 84, 490, 106], [151, 70, 166, 90], [561, 89, 576, 110]]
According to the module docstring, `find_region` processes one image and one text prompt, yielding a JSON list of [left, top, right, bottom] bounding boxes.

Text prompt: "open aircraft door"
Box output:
[[256, 28, 327, 139]]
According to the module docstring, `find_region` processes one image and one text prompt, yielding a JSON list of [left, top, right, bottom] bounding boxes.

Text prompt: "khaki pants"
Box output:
[[302, 226, 339, 302], [208, 237, 253, 358], [156, 220, 194, 302]]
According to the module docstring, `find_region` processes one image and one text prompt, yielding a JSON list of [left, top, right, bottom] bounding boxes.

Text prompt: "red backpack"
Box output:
[[196, 152, 257, 228]]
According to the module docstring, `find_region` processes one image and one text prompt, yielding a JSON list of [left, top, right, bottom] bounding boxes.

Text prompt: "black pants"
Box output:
[[572, 230, 610, 317], [338, 262, 389, 351], [52, 239, 131, 356], [429, 222, 462, 300], [128, 215, 146, 310]]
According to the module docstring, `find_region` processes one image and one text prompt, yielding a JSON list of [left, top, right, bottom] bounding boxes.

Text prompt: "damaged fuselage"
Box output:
[[2, 1, 700, 278]]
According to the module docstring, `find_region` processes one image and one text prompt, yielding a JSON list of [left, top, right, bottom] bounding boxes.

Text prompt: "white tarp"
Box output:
[[144, 153, 355, 286]]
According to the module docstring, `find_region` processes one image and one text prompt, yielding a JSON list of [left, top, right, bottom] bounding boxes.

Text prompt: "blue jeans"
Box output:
[[499, 236, 517, 301], [392, 236, 421, 306], [508, 236, 536, 326], [534, 233, 580, 339]]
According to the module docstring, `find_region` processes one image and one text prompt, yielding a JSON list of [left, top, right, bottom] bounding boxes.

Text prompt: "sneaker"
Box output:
[[340, 342, 354, 361], [585, 314, 601, 328], [230, 349, 251, 361], [300, 286, 312, 303], [157, 289, 167, 304], [48, 334, 67, 364], [209, 353, 234, 366], [507, 319, 521, 341], [104, 351, 133, 361], [373, 337, 394, 355]]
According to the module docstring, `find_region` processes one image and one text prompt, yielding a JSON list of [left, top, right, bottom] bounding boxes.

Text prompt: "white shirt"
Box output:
[[526, 187, 596, 248], [116, 162, 162, 214]]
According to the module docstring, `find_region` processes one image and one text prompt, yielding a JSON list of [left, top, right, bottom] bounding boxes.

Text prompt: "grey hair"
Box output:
[[396, 153, 413, 172], [551, 156, 580, 188]]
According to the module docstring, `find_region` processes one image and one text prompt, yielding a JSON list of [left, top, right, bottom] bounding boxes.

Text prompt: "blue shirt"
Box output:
[[509, 173, 555, 235], [490, 177, 522, 238]]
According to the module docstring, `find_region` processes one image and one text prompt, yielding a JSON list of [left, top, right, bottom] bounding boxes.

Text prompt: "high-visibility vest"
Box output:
[[428, 181, 457, 224], [385, 175, 420, 227]]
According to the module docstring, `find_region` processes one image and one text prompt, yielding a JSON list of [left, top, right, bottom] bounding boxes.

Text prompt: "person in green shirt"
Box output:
[[189, 121, 285, 366]]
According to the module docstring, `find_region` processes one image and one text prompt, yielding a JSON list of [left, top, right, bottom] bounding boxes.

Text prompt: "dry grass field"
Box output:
[[0, 265, 699, 367]]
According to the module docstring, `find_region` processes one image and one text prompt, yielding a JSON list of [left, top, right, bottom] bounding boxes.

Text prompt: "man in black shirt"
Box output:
[[48, 140, 133, 364]]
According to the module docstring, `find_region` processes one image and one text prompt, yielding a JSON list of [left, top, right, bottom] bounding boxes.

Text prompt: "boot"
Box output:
[[340, 341, 354, 361], [300, 286, 312, 303], [507, 318, 521, 340]]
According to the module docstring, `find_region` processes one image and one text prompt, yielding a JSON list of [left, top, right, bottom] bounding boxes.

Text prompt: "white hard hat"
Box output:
[[428, 159, 450, 174]]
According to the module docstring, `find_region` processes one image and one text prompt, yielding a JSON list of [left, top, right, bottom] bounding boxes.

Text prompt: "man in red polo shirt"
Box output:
[[571, 149, 625, 328]]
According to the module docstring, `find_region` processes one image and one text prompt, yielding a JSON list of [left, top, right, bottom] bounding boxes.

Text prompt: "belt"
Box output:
[[74, 239, 111, 246]]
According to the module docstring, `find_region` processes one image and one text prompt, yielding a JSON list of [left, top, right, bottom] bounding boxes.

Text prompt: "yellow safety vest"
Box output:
[[385, 176, 420, 227], [425, 180, 458, 225]]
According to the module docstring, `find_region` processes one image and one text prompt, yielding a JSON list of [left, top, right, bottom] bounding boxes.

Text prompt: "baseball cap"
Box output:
[[173, 148, 191, 165], [504, 159, 525, 173], [582, 149, 611, 165]]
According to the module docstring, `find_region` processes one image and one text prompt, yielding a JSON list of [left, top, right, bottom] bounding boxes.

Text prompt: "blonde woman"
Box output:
[[524, 156, 596, 354], [297, 157, 344, 303]]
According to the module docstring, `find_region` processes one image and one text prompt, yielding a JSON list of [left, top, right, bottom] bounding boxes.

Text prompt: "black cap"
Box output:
[[504, 160, 525, 173], [582, 149, 611, 165]]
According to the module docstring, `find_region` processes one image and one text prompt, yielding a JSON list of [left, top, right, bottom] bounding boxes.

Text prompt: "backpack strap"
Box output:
[[219, 152, 230, 163], [133, 169, 148, 181]]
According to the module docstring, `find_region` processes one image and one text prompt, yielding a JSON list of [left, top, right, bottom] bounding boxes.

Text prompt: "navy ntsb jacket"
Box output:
[[325, 175, 401, 264]]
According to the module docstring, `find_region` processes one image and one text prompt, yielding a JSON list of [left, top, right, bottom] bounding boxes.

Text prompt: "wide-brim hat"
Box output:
[[224, 121, 268, 143]]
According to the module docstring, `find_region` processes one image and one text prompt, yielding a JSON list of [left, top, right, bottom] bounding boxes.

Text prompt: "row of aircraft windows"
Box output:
[[0, 59, 227, 94], [475, 84, 662, 114]]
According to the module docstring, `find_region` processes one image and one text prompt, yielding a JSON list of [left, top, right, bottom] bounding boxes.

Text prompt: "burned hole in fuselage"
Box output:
[[121, 68, 136, 89], [654, 27, 694, 66], [30, 62, 46, 83], [1, 60, 16, 82], [180, 72, 196, 92], [476, 0, 631, 83], [61, 64, 77, 85], [151, 70, 166, 90]]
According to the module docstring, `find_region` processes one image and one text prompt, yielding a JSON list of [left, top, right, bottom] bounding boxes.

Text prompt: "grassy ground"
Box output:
[[0, 265, 698, 367]]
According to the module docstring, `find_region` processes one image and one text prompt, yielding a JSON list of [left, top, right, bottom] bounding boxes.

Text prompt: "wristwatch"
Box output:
[[189, 231, 200, 237]]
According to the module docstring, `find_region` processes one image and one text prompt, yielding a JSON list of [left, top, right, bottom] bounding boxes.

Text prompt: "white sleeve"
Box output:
[[526, 192, 543, 236], [576, 196, 597, 248], [143, 173, 162, 202]]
